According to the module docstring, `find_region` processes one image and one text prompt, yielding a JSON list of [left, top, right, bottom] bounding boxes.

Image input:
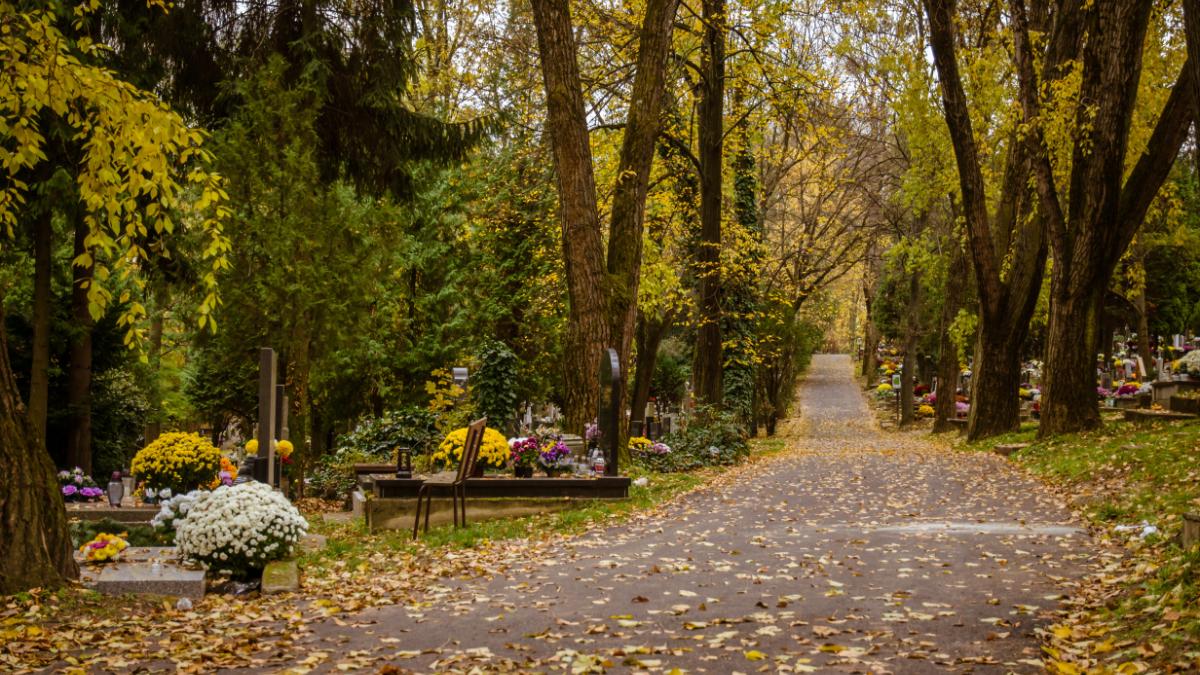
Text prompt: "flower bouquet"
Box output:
[[538, 439, 571, 477], [58, 468, 101, 501], [509, 437, 540, 478], [80, 532, 128, 563]]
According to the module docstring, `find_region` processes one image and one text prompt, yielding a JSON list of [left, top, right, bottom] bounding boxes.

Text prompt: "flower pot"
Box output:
[[471, 464, 485, 478], [514, 465, 534, 478], [543, 467, 564, 478]]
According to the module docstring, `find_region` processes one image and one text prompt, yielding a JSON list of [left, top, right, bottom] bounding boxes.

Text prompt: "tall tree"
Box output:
[[923, 0, 1051, 440], [529, 0, 681, 437], [1005, 0, 1194, 435], [692, 0, 726, 405]]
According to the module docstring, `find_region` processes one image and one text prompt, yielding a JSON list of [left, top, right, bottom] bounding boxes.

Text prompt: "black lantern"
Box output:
[[396, 447, 413, 478]]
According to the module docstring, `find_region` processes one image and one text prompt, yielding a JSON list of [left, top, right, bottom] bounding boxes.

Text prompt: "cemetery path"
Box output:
[[286, 354, 1093, 674]]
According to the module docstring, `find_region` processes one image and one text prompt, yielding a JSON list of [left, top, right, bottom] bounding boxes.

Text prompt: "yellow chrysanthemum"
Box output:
[[434, 427, 509, 470]]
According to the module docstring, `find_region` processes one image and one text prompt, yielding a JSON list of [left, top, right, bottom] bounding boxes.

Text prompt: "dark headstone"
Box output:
[[257, 348, 277, 484], [598, 348, 621, 476]]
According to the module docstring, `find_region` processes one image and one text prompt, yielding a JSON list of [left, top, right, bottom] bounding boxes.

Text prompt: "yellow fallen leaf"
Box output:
[[744, 650, 767, 661]]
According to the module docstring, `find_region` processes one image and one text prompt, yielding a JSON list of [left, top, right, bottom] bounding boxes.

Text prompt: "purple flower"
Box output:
[[62, 485, 78, 497], [219, 471, 233, 486], [539, 441, 570, 466], [74, 475, 83, 485], [584, 422, 601, 442], [651, 442, 671, 455]]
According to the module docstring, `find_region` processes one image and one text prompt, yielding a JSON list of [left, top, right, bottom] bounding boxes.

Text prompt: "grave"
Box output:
[[261, 559, 300, 593], [1123, 409, 1198, 425], [598, 347, 620, 476], [67, 504, 157, 523], [1183, 513, 1200, 549], [76, 547, 205, 599]]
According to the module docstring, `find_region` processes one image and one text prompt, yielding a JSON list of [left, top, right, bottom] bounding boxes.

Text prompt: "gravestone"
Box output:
[[598, 348, 621, 476], [256, 348, 277, 485]]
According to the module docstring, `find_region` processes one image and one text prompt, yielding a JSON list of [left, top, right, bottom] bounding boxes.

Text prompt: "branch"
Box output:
[[1116, 59, 1196, 254], [923, 0, 1002, 309]]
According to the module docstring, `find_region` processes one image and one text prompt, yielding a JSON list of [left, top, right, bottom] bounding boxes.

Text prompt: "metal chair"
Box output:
[[413, 417, 486, 539]]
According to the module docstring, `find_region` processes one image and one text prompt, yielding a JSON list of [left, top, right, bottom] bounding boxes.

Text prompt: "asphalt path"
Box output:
[[289, 354, 1090, 674]]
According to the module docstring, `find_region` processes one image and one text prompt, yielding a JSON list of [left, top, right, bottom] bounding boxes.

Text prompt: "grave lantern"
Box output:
[[452, 367, 469, 387], [396, 447, 413, 479], [107, 471, 124, 508]]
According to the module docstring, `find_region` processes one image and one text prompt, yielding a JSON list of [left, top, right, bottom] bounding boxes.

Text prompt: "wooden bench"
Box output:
[[413, 417, 486, 539]]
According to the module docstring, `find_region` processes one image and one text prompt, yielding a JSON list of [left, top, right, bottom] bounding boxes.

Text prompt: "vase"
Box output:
[[543, 467, 563, 478], [514, 465, 533, 478], [471, 463, 485, 478]]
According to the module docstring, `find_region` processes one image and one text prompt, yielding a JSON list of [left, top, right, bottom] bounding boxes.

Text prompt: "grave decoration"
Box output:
[[107, 472, 124, 507], [395, 447, 413, 478], [174, 481, 308, 578], [538, 438, 571, 476], [59, 467, 103, 502], [433, 426, 509, 472], [80, 532, 129, 563], [131, 432, 222, 497], [509, 437, 540, 477]]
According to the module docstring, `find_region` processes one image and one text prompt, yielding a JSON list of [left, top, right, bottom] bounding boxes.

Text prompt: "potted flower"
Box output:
[[538, 439, 571, 477], [509, 437, 540, 478], [58, 467, 100, 502]]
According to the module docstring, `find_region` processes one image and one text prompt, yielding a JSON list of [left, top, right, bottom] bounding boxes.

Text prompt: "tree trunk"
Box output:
[[0, 300, 79, 594], [65, 224, 94, 473], [532, 0, 681, 438], [145, 292, 165, 446], [900, 338, 916, 426], [28, 208, 51, 443], [1136, 282, 1153, 378], [933, 241, 967, 433], [1040, 280, 1105, 435], [967, 328, 1023, 439], [900, 271, 920, 426], [692, 0, 725, 406], [529, 0, 609, 433], [1009, 0, 1192, 436], [861, 305, 879, 383], [630, 310, 672, 432]]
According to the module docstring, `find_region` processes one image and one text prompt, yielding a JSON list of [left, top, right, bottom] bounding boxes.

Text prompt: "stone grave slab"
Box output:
[[1123, 409, 1198, 425], [76, 547, 205, 599], [298, 533, 327, 553], [993, 443, 1030, 458], [261, 560, 299, 594]]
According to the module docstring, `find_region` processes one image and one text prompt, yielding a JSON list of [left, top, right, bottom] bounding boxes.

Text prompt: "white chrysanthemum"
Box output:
[[175, 481, 308, 576]]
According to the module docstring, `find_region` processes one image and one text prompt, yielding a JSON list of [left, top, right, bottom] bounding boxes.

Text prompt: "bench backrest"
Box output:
[[455, 417, 488, 484]]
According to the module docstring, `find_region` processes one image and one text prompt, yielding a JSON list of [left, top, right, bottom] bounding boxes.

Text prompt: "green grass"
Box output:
[[965, 418, 1200, 668], [965, 418, 1200, 523]]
